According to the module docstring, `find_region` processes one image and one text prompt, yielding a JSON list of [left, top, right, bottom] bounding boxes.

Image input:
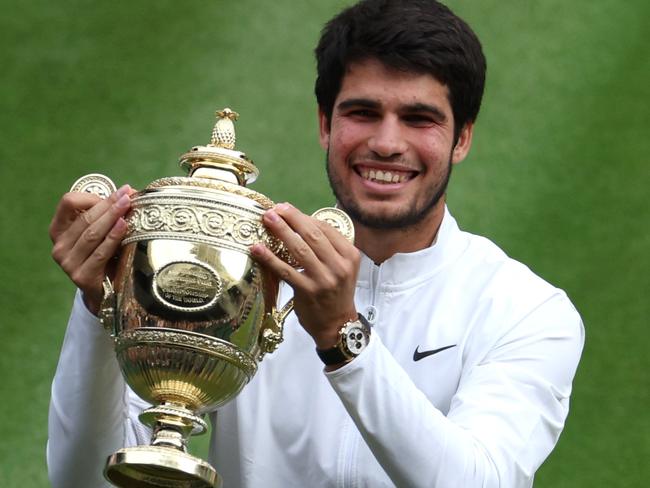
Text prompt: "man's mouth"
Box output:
[[359, 168, 414, 184]]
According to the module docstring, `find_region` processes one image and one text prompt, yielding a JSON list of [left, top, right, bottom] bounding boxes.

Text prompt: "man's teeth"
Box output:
[[361, 169, 409, 183]]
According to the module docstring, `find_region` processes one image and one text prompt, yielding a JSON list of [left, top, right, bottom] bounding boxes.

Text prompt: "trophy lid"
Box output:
[[179, 108, 259, 186]]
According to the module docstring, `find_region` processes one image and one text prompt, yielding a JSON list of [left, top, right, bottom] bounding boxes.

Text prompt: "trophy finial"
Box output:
[[210, 108, 240, 150], [180, 107, 258, 186]]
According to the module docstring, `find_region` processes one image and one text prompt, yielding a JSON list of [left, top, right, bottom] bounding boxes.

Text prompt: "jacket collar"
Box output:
[[357, 207, 469, 289]]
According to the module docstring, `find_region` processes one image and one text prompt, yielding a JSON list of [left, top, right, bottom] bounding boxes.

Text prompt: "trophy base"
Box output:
[[104, 445, 222, 488]]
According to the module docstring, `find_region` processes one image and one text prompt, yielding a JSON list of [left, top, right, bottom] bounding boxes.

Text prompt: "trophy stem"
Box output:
[[151, 424, 191, 453], [141, 402, 208, 453]]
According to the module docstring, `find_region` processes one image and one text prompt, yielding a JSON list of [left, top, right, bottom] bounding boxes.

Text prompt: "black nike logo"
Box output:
[[413, 344, 456, 362]]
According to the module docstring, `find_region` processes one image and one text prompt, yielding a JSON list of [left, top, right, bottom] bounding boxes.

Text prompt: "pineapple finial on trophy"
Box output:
[[211, 108, 239, 150], [179, 107, 259, 186]]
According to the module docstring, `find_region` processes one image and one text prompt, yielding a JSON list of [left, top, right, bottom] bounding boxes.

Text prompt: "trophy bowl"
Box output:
[[71, 109, 353, 488]]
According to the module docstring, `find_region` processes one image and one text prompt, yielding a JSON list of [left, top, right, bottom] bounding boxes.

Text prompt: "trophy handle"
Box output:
[[259, 298, 293, 358], [99, 277, 118, 337], [274, 297, 295, 325]]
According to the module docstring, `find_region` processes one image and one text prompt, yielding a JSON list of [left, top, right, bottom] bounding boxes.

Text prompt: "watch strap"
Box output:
[[316, 345, 349, 365]]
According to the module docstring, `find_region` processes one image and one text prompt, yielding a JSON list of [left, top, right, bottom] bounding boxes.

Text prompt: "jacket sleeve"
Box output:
[[325, 293, 584, 487], [47, 290, 150, 488]]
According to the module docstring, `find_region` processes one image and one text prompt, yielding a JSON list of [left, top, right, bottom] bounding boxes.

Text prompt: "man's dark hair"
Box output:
[[315, 0, 486, 141]]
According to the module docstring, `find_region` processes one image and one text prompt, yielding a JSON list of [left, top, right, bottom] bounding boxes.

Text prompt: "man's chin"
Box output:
[[342, 204, 431, 230]]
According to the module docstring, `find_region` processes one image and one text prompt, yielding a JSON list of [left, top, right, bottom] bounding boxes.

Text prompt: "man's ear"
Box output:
[[451, 122, 474, 165], [318, 108, 330, 150]]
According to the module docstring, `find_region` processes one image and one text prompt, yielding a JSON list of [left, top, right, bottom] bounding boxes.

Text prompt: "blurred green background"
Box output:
[[1, 0, 648, 486]]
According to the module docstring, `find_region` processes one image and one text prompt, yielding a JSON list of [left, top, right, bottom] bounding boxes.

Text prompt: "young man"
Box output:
[[48, 1, 584, 486]]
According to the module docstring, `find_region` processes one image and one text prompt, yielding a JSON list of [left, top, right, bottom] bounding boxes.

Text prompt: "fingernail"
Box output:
[[116, 194, 130, 209], [276, 203, 291, 212], [116, 184, 131, 198], [266, 210, 280, 222], [250, 244, 265, 256]]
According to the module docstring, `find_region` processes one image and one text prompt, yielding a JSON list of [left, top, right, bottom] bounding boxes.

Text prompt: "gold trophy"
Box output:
[[70, 109, 353, 487]]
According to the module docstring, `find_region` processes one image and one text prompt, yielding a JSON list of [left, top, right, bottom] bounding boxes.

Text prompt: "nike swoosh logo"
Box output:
[[413, 344, 456, 362]]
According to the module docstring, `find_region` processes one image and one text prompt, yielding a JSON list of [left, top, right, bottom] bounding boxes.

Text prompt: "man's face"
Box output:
[[319, 58, 472, 230]]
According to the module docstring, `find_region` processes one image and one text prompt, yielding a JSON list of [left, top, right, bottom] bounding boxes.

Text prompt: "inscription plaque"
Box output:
[[153, 262, 222, 312]]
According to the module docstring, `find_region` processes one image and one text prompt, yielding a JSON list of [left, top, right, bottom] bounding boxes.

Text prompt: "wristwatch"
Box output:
[[316, 313, 371, 365]]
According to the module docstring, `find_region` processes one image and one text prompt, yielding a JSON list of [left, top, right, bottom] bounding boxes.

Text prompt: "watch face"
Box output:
[[344, 325, 369, 355]]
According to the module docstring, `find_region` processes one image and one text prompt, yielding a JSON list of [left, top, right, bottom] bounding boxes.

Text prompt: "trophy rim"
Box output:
[[114, 327, 258, 379], [143, 176, 274, 209]]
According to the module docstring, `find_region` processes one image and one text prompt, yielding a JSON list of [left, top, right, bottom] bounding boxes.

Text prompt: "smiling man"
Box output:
[[48, 1, 584, 487]]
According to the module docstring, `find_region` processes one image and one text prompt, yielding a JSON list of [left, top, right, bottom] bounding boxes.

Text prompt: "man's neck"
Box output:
[[353, 202, 445, 265]]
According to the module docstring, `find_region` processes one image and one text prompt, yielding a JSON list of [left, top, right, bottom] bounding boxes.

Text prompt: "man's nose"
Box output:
[[367, 117, 408, 158]]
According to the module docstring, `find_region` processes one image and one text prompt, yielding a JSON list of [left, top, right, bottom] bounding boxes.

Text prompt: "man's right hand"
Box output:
[[49, 184, 134, 315]]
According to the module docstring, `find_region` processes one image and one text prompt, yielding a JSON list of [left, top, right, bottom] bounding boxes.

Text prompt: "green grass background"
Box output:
[[1, 0, 648, 486]]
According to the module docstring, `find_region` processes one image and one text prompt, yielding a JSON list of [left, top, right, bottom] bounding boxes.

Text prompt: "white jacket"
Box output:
[[48, 209, 584, 487]]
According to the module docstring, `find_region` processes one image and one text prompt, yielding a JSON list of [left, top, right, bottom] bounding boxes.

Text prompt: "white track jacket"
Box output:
[[48, 209, 584, 488]]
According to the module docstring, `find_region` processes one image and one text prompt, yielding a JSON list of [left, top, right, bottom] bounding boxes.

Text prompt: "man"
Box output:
[[48, 0, 584, 486]]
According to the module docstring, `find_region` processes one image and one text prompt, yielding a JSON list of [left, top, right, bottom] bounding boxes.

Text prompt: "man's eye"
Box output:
[[403, 114, 434, 126], [349, 109, 377, 119]]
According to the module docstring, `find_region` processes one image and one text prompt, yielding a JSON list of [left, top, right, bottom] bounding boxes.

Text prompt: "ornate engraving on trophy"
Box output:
[[114, 329, 258, 380], [124, 196, 269, 254], [153, 261, 223, 312]]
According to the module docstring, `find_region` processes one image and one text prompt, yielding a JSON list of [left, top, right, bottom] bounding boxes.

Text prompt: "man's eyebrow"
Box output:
[[403, 103, 447, 122], [336, 98, 381, 111]]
